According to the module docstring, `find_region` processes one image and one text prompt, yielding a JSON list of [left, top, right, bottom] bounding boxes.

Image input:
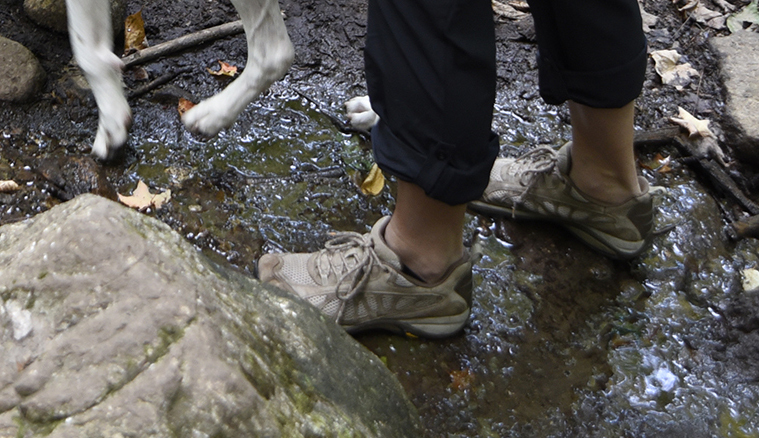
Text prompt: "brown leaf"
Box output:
[[450, 369, 475, 391], [177, 98, 196, 116], [0, 180, 20, 192], [124, 10, 148, 54], [118, 180, 171, 211], [207, 61, 239, 77]]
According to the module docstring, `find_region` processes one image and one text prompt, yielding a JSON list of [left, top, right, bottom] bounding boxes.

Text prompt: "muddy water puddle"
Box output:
[[124, 82, 759, 436]]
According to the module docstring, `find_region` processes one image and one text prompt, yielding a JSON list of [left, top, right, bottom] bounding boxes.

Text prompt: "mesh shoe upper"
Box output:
[[257, 216, 472, 337], [470, 143, 653, 259]]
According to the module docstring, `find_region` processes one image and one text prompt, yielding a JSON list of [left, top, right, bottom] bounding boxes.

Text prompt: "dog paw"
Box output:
[[345, 95, 379, 131], [181, 97, 236, 137], [91, 107, 131, 161]]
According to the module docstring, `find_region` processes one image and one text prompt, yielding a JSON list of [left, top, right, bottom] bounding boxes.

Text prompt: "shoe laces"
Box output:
[[507, 146, 562, 213], [314, 232, 386, 322]]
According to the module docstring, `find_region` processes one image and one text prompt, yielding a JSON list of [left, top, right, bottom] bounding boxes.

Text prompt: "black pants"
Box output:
[[365, 0, 646, 205]]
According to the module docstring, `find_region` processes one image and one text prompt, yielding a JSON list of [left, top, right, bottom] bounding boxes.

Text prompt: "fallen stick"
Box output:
[[673, 136, 759, 215], [122, 20, 244, 68], [127, 67, 193, 99]]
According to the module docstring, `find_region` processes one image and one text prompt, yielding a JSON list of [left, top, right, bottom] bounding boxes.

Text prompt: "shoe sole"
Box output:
[[468, 200, 648, 260], [343, 309, 471, 338]]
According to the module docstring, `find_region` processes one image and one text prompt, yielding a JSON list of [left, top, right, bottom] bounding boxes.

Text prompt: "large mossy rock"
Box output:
[[0, 194, 421, 437]]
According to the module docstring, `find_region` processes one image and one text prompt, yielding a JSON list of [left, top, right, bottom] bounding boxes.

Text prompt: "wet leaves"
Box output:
[[449, 369, 475, 391], [207, 61, 238, 77], [118, 180, 171, 211], [359, 163, 385, 196], [124, 10, 148, 55]]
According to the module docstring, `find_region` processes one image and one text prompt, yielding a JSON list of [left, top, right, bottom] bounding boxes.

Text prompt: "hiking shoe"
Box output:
[[257, 216, 473, 338], [468, 143, 653, 259]]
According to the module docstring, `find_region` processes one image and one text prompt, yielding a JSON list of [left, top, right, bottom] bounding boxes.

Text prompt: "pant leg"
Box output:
[[365, 0, 499, 205], [527, 0, 647, 108]]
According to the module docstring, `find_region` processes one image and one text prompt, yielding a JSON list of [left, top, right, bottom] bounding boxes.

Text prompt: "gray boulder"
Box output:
[[0, 194, 421, 437], [24, 0, 126, 35], [711, 31, 759, 164], [0, 37, 46, 103]]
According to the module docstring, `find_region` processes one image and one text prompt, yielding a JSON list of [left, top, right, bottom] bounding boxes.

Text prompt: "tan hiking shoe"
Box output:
[[469, 143, 653, 259], [257, 216, 473, 337]]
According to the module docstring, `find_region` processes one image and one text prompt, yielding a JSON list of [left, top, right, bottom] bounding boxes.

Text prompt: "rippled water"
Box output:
[[4, 62, 758, 438]]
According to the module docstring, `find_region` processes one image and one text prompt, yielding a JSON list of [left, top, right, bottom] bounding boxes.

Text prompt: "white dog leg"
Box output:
[[66, 0, 131, 159], [345, 95, 379, 131], [182, 0, 295, 136]]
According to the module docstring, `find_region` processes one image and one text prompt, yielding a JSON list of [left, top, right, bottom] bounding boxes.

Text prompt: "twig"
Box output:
[[633, 127, 681, 148], [127, 67, 193, 99], [673, 136, 759, 215], [122, 20, 245, 68]]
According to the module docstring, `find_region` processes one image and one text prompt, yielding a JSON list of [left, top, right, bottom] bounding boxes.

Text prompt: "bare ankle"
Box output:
[[383, 224, 462, 283]]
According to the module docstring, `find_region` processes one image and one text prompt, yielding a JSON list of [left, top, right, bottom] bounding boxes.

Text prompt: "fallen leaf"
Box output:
[[124, 10, 148, 54], [177, 98, 195, 116], [450, 369, 475, 391], [359, 163, 385, 196], [207, 61, 238, 77], [670, 107, 714, 138], [118, 180, 171, 211], [727, 0, 759, 33], [639, 1, 659, 32], [686, 1, 727, 29], [743, 268, 759, 291], [650, 50, 700, 91], [492, 0, 529, 21], [0, 180, 20, 192]]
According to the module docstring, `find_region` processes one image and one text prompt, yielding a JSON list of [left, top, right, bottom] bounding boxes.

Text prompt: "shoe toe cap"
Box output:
[[257, 254, 282, 283]]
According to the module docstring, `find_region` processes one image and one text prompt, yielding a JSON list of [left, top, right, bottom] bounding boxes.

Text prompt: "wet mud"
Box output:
[[3, 0, 759, 436]]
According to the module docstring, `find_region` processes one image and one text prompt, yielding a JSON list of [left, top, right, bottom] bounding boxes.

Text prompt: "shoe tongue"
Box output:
[[557, 142, 573, 175], [370, 216, 403, 271]]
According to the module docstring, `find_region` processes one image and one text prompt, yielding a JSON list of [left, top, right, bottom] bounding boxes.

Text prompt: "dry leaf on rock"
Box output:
[[207, 61, 238, 77], [124, 10, 148, 55], [118, 180, 171, 211], [177, 98, 195, 116], [0, 180, 20, 192], [359, 163, 385, 196], [650, 50, 700, 91]]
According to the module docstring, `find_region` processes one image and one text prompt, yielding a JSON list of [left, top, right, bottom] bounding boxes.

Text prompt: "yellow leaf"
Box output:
[[207, 61, 238, 77], [670, 107, 715, 139], [360, 163, 385, 196], [124, 10, 148, 54], [118, 180, 171, 211]]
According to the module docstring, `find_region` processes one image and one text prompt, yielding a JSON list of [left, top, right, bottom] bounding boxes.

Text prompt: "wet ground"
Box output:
[[3, 0, 759, 436]]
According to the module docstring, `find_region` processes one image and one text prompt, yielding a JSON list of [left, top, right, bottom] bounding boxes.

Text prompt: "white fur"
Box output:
[[65, 0, 294, 159], [344, 95, 379, 131]]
